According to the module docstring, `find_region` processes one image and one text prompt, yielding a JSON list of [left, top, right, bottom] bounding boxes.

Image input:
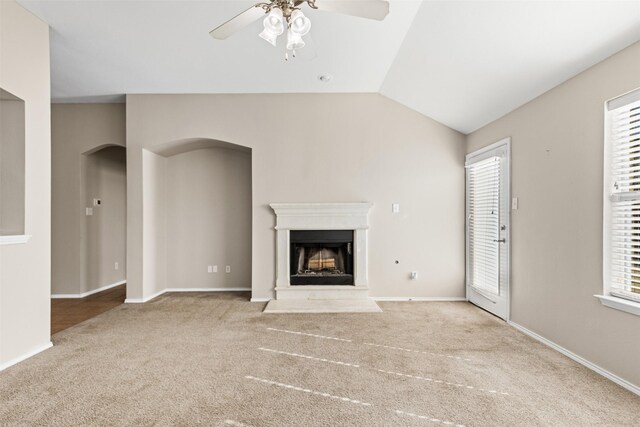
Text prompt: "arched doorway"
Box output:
[[51, 145, 127, 334]]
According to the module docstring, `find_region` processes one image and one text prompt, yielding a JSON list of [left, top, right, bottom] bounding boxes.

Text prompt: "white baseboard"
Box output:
[[125, 288, 252, 304], [0, 341, 53, 372], [252, 296, 467, 303], [125, 288, 166, 304], [509, 321, 640, 397], [52, 280, 126, 299], [373, 297, 467, 302], [165, 288, 251, 292]]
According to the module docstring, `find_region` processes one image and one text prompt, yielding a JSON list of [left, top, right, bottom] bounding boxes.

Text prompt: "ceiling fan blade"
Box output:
[[312, 0, 389, 21], [209, 5, 266, 40]]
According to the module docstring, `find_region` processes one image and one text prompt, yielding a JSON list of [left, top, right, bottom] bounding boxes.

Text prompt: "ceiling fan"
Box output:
[[209, 0, 390, 59]]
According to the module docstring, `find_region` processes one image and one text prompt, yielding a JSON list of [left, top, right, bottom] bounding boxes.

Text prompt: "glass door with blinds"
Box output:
[[466, 138, 510, 320]]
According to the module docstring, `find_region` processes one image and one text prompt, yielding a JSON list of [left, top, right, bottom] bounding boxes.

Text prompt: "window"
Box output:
[[601, 88, 640, 315]]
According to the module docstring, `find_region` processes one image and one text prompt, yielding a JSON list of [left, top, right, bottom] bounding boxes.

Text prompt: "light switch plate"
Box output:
[[512, 197, 519, 210], [85, 207, 93, 216], [392, 203, 400, 214]]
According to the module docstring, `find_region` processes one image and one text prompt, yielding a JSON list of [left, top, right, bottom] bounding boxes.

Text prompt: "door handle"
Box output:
[[493, 239, 506, 243]]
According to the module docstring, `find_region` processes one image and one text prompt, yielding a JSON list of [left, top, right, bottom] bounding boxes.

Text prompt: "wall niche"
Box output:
[[0, 88, 26, 240]]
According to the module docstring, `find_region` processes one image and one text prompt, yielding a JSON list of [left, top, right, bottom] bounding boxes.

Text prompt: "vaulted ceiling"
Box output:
[[17, 0, 640, 133]]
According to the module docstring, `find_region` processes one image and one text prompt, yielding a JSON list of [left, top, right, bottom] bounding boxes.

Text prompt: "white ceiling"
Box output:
[[17, 0, 422, 99], [382, 1, 640, 133], [17, 0, 640, 133]]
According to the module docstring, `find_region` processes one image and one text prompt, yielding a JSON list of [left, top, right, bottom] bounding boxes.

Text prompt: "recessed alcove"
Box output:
[[0, 88, 26, 243], [139, 138, 252, 297]]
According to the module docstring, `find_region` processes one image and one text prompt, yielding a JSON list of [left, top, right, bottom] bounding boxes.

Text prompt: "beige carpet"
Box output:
[[0, 292, 638, 426]]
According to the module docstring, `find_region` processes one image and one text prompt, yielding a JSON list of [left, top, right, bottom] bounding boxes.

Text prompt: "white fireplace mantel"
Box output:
[[271, 203, 372, 231], [265, 203, 381, 313]]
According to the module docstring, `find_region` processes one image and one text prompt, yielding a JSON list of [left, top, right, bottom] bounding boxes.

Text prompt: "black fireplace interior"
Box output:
[[290, 230, 354, 286]]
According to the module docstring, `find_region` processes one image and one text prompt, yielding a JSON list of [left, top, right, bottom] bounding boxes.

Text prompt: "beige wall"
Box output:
[[0, 92, 25, 235], [51, 104, 125, 294], [141, 149, 168, 299], [166, 147, 252, 290], [467, 42, 640, 388], [0, 0, 51, 366], [81, 146, 126, 294], [127, 93, 466, 301]]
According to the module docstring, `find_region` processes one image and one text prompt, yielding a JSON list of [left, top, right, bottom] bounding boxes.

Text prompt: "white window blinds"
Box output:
[[467, 156, 501, 295], [608, 94, 640, 303]]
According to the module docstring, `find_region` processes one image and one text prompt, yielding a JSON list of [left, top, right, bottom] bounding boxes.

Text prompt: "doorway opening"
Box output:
[[51, 145, 127, 334]]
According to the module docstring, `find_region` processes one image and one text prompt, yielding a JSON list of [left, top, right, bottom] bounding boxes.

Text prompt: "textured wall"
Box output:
[[141, 149, 168, 299], [82, 146, 126, 294], [51, 104, 125, 295], [126, 93, 466, 301], [467, 42, 640, 388], [0, 0, 51, 367], [165, 147, 252, 290]]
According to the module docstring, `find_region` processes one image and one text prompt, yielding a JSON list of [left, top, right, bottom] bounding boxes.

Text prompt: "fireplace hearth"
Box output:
[[290, 230, 354, 286]]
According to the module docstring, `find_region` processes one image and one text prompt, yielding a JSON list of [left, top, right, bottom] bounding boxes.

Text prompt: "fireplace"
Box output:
[[267, 203, 380, 313], [290, 230, 354, 286]]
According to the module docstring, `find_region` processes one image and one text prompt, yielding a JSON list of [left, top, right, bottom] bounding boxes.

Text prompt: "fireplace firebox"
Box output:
[[290, 230, 354, 286]]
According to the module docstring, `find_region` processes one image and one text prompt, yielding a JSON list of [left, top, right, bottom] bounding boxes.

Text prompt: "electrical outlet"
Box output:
[[207, 265, 213, 273], [410, 271, 418, 280], [392, 203, 400, 213], [213, 265, 218, 273], [225, 265, 231, 273], [114, 262, 119, 270], [512, 197, 519, 210]]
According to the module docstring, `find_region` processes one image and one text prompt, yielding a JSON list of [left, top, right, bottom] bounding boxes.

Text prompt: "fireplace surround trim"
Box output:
[[270, 203, 372, 299]]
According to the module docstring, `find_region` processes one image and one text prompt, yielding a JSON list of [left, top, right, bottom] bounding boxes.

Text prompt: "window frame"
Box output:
[[598, 87, 640, 316]]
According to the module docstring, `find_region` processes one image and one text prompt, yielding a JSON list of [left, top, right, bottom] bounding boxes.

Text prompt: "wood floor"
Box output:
[[51, 284, 126, 335]]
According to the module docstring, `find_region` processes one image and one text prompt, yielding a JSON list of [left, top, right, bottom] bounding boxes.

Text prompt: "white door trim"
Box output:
[[466, 137, 511, 320]]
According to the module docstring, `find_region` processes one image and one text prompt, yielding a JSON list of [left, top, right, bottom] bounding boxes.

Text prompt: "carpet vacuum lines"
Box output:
[[265, 327, 353, 342], [256, 347, 512, 397], [244, 375, 373, 407], [265, 327, 474, 363], [224, 420, 254, 427], [362, 342, 474, 362], [244, 375, 466, 427], [257, 347, 361, 367]]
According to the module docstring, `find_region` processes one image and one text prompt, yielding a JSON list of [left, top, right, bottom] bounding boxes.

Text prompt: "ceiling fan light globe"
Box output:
[[286, 29, 305, 51], [263, 8, 284, 35], [290, 9, 311, 36], [259, 28, 278, 47]]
